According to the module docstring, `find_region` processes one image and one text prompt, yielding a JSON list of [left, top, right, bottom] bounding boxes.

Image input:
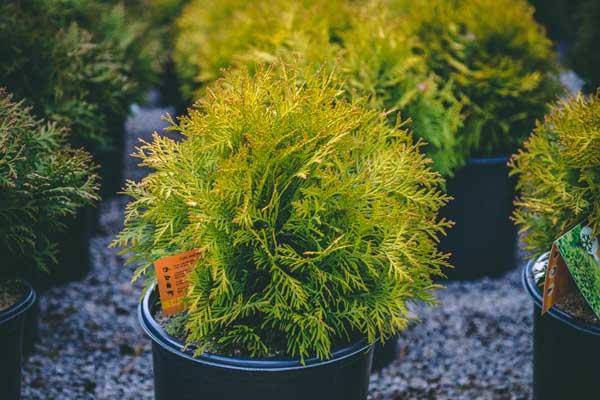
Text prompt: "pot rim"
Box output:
[[0, 279, 36, 325], [139, 283, 373, 371], [523, 254, 600, 336], [467, 156, 509, 166]]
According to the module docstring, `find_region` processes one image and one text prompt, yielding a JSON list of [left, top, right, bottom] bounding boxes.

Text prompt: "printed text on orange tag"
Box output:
[[154, 249, 200, 316]]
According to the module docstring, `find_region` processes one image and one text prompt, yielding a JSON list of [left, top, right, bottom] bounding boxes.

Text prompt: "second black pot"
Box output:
[[97, 115, 126, 199], [439, 157, 517, 280], [139, 285, 374, 400], [49, 206, 95, 285], [0, 280, 36, 400], [523, 256, 600, 400]]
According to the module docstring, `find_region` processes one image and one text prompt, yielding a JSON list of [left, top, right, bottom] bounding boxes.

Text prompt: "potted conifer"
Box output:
[[511, 91, 600, 399], [114, 65, 451, 399], [0, 0, 163, 283], [0, 90, 98, 400], [387, 0, 563, 279]]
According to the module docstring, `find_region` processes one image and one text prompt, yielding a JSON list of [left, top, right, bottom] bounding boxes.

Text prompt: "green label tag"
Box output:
[[555, 224, 600, 318]]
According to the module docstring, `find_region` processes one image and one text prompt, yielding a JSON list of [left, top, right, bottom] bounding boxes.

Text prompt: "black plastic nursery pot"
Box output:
[[50, 206, 95, 285], [139, 285, 374, 400], [22, 297, 39, 356], [371, 334, 399, 371], [523, 257, 600, 400], [7, 259, 40, 356], [439, 157, 517, 280], [0, 280, 36, 400], [97, 117, 126, 199]]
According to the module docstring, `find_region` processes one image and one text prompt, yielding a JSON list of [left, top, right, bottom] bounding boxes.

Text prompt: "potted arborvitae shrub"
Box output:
[[0, 90, 98, 400], [389, 0, 563, 279], [0, 0, 162, 282], [510, 91, 600, 400], [171, 0, 462, 370], [114, 66, 451, 399]]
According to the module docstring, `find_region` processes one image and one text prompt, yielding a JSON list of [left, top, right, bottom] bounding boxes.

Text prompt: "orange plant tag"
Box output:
[[154, 249, 200, 316], [542, 244, 575, 314]]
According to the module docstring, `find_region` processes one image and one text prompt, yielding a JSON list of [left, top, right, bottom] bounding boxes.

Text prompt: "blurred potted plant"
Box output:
[[168, 0, 558, 367], [0, 90, 98, 399], [53, 0, 168, 194], [511, 91, 600, 400], [390, 0, 563, 279], [0, 0, 162, 282], [172, 0, 464, 177], [114, 65, 451, 399]]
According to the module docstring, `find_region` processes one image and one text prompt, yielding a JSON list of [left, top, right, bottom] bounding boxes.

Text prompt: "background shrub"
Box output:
[[114, 66, 452, 360], [173, 0, 464, 176], [510, 91, 600, 256], [173, 0, 349, 100], [338, 2, 464, 176], [0, 0, 165, 194], [0, 89, 98, 278], [0, 2, 131, 151], [389, 0, 563, 158], [51, 0, 167, 98], [172, 0, 561, 175]]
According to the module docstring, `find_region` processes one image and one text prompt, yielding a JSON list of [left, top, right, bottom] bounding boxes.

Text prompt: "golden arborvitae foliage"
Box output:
[[173, 0, 465, 176], [388, 0, 562, 157], [172, 0, 561, 175], [173, 0, 348, 99], [338, 2, 464, 176], [114, 65, 452, 360], [510, 91, 600, 256]]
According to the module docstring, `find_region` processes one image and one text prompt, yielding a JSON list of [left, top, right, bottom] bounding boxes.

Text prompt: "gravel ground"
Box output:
[[22, 102, 533, 400]]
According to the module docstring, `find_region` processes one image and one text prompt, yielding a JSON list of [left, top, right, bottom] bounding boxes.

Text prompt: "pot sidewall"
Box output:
[[524, 256, 600, 400], [440, 156, 517, 280], [139, 284, 374, 400], [0, 280, 36, 400]]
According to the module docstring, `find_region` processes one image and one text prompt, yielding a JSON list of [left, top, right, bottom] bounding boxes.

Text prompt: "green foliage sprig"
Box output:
[[389, 0, 563, 157], [510, 91, 600, 256], [0, 89, 99, 277], [114, 66, 451, 360]]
